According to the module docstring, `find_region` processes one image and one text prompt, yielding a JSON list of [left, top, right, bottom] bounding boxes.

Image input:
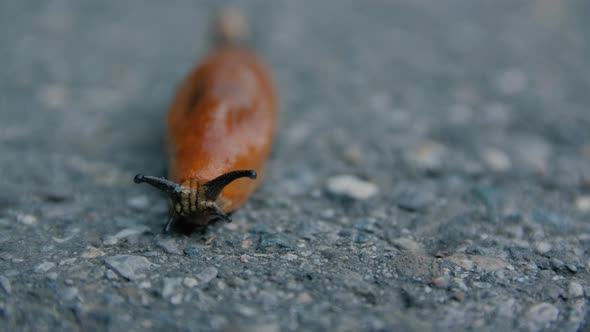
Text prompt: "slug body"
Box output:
[[135, 9, 278, 231]]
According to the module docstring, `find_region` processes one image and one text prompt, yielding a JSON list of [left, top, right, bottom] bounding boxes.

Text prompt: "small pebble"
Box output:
[[282, 253, 298, 261], [157, 238, 182, 255], [525, 303, 559, 331], [105, 269, 118, 280], [103, 226, 149, 246], [535, 242, 552, 254], [17, 214, 38, 226], [353, 217, 378, 233], [162, 278, 182, 298], [452, 291, 465, 302], [236, 305, 257, 317], [343, 144, 363, 165], [0, 276, 11, 294], [46, 272, 58, 281], [352, 231, 371, 244], [196, 267, 218, 284], [105, 293, 125, 305], [142, 320, 154, 329], [170, 293, 183, 305], [296, 292, 313, 304], [239, 254, 250, 263], [59, 258, 77, 266], [258, 233, 295, 252], [471, 256, 507, 273], [517, 139, 550, 174], [550, 258, 565, 271], [34, 262, 56, 273], [183, 245, 201, 257], [406, 141, 446, 172], [447, 254, 474, 271], [482, 148, 511, 172], [576, 196, 590, 212], [391, 238, 426, 255], [568, 282, 584, 298], [81, 247, 105, 259], [396, 190, 435, 212], [431, 276, 449, 288], [496, 298, 516, 318], [105, 255, 153, 280], [183, 277, 198, 288], [60, 287, 79, 302], [432, 277, 449, 288], [325, 175, 379, 200]]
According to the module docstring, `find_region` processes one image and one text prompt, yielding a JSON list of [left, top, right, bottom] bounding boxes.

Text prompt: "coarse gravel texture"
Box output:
[[1, 1, 590, 331]]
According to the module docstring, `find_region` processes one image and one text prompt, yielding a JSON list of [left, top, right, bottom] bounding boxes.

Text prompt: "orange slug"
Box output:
[[134, 8, 278, 231]]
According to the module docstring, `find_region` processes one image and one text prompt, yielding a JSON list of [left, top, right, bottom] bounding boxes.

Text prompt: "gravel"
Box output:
[[105, 255, 154, 280], [1, 1, 589, 331], [196, 267, 218, 285], [0, 277, 11, 295], [33, 262, 56, 274], [325, 174, 379, 200], [525, 303, 559, 332]]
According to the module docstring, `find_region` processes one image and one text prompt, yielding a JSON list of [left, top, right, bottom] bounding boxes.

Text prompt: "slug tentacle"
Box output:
[[204, 170, 257, 201], [134, 175, 181, 197]]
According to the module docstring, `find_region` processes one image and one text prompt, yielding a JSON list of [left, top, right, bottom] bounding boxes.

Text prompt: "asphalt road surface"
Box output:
[[1, 1, 589, 331]]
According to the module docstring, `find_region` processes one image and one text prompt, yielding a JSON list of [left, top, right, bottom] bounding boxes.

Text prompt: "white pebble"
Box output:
[[162, 278, 183, 298], [535, 242, 552, 254], [576, 196, 590, 212], [170, 293, 183, 305], [34, 262, 56, 273], [568, 282, 584, 298], [482, 148, 511, 172], [103, 226, 149, 245], [197, 267, 218, 284], [183, 277, 198, 288], [326, 175, 379, 200], [17, 214, 38, 225]]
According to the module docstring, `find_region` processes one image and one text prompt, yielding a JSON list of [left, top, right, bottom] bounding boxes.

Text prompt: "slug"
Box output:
[[135, 8, 278, 232]]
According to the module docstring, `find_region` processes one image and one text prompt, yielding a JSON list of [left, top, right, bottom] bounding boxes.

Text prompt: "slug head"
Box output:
[[134, 170, 257, 232]]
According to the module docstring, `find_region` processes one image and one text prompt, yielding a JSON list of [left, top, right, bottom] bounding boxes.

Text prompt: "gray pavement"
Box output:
[[1, 1, 590, 331]]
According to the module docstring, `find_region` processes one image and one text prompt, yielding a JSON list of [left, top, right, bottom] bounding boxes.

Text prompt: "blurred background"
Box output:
[[1, 1, 589, 331], [1, 0, 589, 198]]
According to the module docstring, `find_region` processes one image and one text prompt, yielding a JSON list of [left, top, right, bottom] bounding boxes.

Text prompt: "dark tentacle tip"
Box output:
[[248, 170, 257, 179], [134, 174, 144, 184]]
